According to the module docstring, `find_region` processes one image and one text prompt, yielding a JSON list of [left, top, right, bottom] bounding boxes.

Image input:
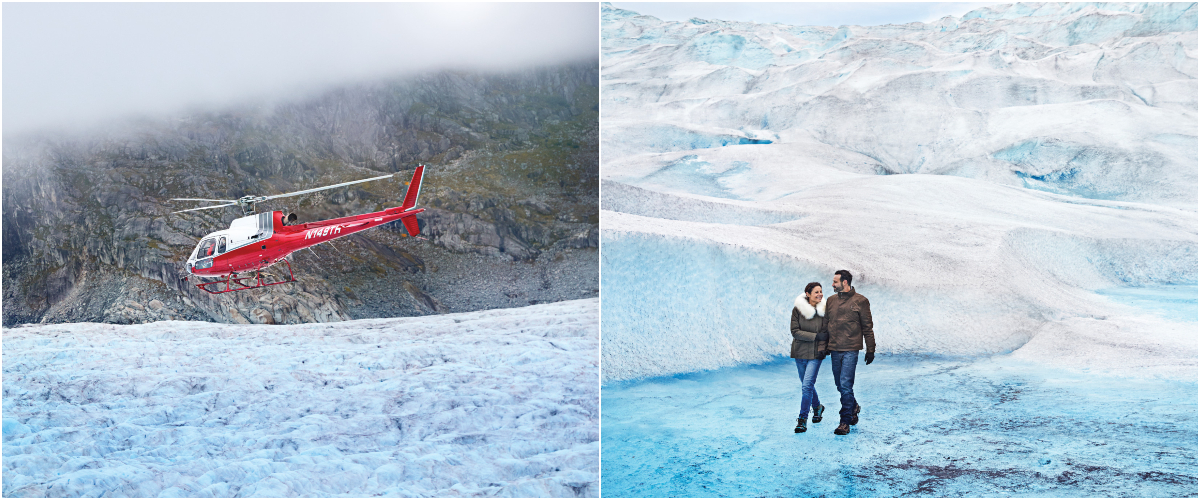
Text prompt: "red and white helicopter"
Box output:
[[173, 165, 425, 294]]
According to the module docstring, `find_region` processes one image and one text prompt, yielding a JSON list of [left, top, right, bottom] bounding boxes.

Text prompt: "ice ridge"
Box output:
[[602, 1, 1197, 207]]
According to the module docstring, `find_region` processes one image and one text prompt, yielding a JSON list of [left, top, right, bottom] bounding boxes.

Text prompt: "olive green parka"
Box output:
[[790, 293, 828, 359]]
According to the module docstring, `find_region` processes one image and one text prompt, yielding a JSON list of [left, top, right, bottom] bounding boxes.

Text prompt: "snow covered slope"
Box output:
[[600, 3, 1197, 383], [3, 298, 598, 497]]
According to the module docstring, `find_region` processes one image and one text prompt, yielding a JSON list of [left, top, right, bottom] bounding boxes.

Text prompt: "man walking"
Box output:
[[819, 270, 875, 435]]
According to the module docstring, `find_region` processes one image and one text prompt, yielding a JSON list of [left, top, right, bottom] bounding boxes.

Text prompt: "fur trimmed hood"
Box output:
[[794, 293, 827, 320]]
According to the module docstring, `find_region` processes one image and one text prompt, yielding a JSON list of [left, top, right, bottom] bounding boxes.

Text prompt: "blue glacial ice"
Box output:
[[685, 32, 776, 70], [992, 137, 1177, 201], [600, 122, 775, 160], [601, 2, 1197, 496], [640, 156, 752, 200], [2, 299, 599, 497], [602, 349, 1198, 497]]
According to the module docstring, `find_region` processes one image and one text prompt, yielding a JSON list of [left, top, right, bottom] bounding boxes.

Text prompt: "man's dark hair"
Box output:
[[804, 282, 822, 295], [835, 270, 853, 287]]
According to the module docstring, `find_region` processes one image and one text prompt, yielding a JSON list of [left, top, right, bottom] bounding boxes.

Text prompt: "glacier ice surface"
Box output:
[[2, 298, 599, 497], [600, 2, 1197, 495]]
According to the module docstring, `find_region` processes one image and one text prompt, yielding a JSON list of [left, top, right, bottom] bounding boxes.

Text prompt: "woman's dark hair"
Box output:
[[804, 282, 822, 295]]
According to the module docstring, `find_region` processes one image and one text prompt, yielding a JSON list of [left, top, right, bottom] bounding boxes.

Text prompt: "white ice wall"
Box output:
[[601, 182, 1196, 382]]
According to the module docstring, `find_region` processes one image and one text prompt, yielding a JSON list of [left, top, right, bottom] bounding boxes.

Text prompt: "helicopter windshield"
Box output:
[[197, 238, 216, 258]]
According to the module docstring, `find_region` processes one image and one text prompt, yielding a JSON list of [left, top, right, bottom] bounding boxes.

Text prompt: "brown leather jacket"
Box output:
[[820, 287, 875, 353]]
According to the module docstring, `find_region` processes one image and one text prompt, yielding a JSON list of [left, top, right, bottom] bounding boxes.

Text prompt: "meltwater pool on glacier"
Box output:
[[601, 355, 1197, 497], [601, 285, 1198, 497], [1095, 284, 1198, 323]]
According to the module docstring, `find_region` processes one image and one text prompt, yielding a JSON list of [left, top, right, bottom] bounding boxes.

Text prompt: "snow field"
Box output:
[[3, 298, 599, 497]]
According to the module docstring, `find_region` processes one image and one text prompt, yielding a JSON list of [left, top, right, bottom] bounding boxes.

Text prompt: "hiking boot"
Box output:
[[811, 405, 825, 423], [850, 404, 861, 426], [794, 416, 807, 433], [834, 422, 850, 435]]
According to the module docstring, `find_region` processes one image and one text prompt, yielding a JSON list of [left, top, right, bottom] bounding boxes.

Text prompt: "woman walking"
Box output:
[[791, 281, 829, 433]]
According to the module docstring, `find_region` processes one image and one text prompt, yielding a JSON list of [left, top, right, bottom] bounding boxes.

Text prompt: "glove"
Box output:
[[864, 352, 875, 365], [816, 331, 829, 341], [817, 350, 827, 360]]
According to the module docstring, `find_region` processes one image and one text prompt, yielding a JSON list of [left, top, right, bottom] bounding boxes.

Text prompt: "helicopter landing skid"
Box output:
[[195, 260, 297, 294]]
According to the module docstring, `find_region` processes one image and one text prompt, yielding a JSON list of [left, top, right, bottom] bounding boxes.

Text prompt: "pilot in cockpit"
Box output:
[[198, 239, 216, 258]]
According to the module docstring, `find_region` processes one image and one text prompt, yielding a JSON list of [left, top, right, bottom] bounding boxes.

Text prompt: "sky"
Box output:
[[2, 3, 599, 137], [609, 2, 996, 28]]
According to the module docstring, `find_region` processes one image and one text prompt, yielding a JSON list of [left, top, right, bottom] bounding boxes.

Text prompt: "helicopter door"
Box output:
[[256, 212, 274, 241]]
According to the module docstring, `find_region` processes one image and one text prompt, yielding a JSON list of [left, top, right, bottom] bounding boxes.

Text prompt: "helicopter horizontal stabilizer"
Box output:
[[401, 165, 425, 210]]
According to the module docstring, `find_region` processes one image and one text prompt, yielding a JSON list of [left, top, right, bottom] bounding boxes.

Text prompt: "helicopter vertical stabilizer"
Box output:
[[401, 165, 425, 210]]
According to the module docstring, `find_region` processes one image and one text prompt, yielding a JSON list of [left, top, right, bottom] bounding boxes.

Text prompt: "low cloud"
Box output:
[[3, 3, 599, 136]]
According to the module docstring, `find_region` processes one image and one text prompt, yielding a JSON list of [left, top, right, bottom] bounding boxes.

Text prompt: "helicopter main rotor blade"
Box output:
[[173, 202, 239, 214], [259, 173, 397, 202], [172, 198, 238, 203]]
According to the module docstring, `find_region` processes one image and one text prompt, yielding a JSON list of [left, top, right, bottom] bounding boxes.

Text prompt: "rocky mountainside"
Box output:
[[3, 62, 599, 326]]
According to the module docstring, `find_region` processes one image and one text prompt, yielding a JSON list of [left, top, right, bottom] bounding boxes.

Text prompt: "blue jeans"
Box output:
[[828, 350, 859, 424], [794, 358, 822, 418]]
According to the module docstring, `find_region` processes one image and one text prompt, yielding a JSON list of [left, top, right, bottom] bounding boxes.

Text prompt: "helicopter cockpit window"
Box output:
[[217, 237, 226, 254], [198, 238, 216, 258]]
